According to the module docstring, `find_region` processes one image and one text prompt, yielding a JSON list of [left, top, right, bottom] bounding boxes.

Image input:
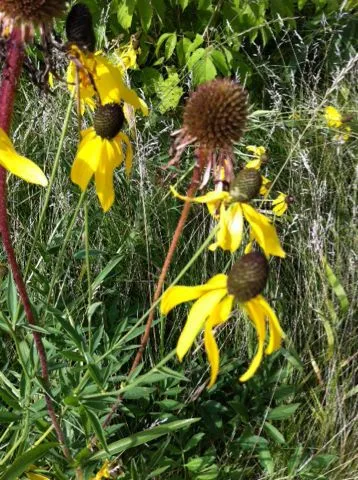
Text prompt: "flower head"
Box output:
[[71, 103, 133, 212], [91, 459, 111, 480], [161, 252, 284, 386], [324, 106, 343, 128], [0, 129, 48, 186], [272, 192, 293, 216], [0, 0, 66, 40], [170, 78, 248, 187], [171, 169, 285, 257], [66, 48, 148, 116], [65, 3, 96, 53], [245, 145, 267, 169]]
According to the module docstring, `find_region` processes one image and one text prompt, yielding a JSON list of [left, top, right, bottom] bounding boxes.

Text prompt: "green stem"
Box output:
[[84, 200, 92, 350]]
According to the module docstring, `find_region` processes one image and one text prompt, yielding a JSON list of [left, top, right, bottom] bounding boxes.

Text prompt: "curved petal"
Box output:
[[170, 186, 228, 216], [176, 289, 227, 361], [239, 299, 266, 382], [0, 129, 47, 186], [205, 295, 235, 387], [71, 135, 102, 191], [94, 143, 115, 212], [246, 159, 262, 169], [118, 132, 133, 176], [242, 203, 286, 258], [256, 295, 285, 354], [160, 274, 228, 315], [209, 203, 230, 252], [272, 193, 288, 216], [226, 203, 244, 253]]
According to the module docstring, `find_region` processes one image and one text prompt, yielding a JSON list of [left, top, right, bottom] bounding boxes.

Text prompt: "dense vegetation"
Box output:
[[0, 1, 356, 479]]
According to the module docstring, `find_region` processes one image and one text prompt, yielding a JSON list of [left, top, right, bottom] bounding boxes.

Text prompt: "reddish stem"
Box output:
[[102, 159, 203, 429], [0, 30, 70, 459]]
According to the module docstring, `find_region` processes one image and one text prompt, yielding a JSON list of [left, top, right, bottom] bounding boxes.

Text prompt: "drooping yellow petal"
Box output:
[[91, 459, 111, 480], [118, 132, 133, 176], [170, 186, 229, 217], [209, 203, 232, 251], [94, 144, 115, 212], [246, 145, 266, 157], [239, 299, 266, 382], [0, 129, 48, 186], [204, 295, 235, 387], [246, 158, 262, 169], [226, 203, 244, 253], [160, 274, 228, 315], [71, 133, 102, 191], [256, 295, 285, 354], [242, 203, 286, 258], [324, 106, 342, 128], [176, 289, 227, 361], [272, 192, 288, 216], [259, 176, 271, 197]]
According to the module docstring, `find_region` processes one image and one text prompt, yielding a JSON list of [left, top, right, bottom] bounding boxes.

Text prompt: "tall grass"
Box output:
[[0, 14, 357, 480]]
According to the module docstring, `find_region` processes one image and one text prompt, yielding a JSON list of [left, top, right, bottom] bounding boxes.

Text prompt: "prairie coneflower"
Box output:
[[0, 128, 48, 186], [171, 169, 285, 257], [324, 106, 343, 128], [71, 103, 133, 212], [0, 0, 66, 41], [161, 252, 284, 387], [170, 78, 248, 187], [272, 192, 293, 216], [245, 145, 271, 196]]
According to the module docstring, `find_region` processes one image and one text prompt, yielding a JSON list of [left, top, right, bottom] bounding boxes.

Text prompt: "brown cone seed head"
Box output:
[[94, 103, 125, 140], [66, 3, 96, 52], [227, 252, 269, 302], [230, 168, 262, 203], [0, 0, 67, 29], [183, 78, 248, 149]]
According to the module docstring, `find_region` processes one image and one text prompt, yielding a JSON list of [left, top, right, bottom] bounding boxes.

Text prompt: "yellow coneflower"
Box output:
[[161, 252, 284, 387], [171, 169, 285, 257], [71, 103, 133, 212]]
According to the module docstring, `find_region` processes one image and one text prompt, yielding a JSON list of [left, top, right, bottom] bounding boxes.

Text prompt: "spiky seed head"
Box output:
[[0, 0, 66, 38], [66, 3, 96, 52], [230, 168, 262, 202], [227, 252, 269, 302], [183, 78, 248, 149], [94, 103, 124, 140]]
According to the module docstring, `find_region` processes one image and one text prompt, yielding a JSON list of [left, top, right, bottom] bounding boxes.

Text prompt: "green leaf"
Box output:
[[192, 55, 217, 86], [155, 33, 173, 57], [258, 447, 274, 474], [211, 49, 231, 76], [164, 33, 177, 60], [137, 0, 153, 31], [91, 255, 123, 291], [117, 0, 137, 30], [179, 0, 190, 10], [267, 403, 300, 420], [7, 272, 18, 321], [298, 0, 308, 9], [263, 422, 285, 444], [155, 72, 183, 113], [0, 443, 58, 480], [85, 407, 109, 453], [323, 257, 349, 312], [91, 418, 200, 460]]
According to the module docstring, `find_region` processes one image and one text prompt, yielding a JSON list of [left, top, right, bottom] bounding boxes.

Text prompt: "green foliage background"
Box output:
[[0, 1, 357, 479]]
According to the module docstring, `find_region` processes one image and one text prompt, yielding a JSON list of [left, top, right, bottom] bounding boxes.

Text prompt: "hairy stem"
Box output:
[[0, 30, 70, 460]]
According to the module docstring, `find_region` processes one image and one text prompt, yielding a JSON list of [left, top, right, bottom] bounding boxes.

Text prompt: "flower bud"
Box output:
[[94, 103, 124, 140], [227, 252, 269, 302], [230, 168, 262, 202]]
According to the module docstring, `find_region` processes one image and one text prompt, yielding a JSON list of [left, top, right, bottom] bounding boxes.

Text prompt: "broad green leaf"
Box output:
[[186, 34, 204, 57], [192, 55, 217, 86], [85, 407, 109, 453], [137, 0, 153, 31], [263, 422, 285, 444], [164, 33, 177, 60], [0, 443, 58, 480], [323, 257, 349, 312], [155, 33, 173, 57], [211, 49, 230, 76], [152, 0, 166, 21], [0, 411, 21, 423], [155, 72, 183, 113], [288, 445, 303, 475], [117, 0, 137, 30], [238, 435, 269, 449], [91, 418, 200, 460], [187, 48, 206, 70], [258, 447, 274, 474], [267, 403, 300, 420], [179, 0, 190, 10], [298, 0, 308, 9]]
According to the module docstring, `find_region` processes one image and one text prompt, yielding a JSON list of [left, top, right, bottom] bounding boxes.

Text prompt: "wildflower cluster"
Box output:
[[324, 105, 351, 143], [160, 79, 291, 387]]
